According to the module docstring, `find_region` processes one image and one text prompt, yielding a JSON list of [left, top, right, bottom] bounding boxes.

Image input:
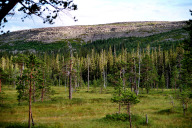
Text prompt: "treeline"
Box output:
[[0, 43, 187, 94]]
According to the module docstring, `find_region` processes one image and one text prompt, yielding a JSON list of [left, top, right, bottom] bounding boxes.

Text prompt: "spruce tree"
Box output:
[[182, 10, 192, 89]]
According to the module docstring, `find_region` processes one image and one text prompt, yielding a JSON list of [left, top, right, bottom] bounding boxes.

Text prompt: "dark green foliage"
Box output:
[[141, 55, 153, 93], [159, 74, 165, 91], [13, 54, 52, 104], [81, 29, 187, 56], [157, 108, 176, 115], [0, 91, 6, 106], [2, 122, 47, 128], [0, 0, 77, 33], [121, 89, 140, 105], [181, 11, 192, 89], [104, 113, 130, 121], [111, 78, 124, 103], [104, 113, 148, 125]]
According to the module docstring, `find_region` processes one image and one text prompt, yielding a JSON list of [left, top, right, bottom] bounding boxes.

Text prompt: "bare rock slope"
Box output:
[[0, 21, 186, 43]]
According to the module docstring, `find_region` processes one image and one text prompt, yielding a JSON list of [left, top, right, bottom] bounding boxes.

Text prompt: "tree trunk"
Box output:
[[0, 78, 1, 93], [59, 77, 60, 87], [41, 72, 45, 102], [103, 68, 106, 88], [118, 89, 121, 113], [119, 102, 121, 114], [146, 114, 148, 125], [0, 0, 20, 23], [137, 55, 141, 95], [128, 102, 132, 128], [183, 104, 186, 116], [28, 67, 33, 128], [33, 81, 36, 103], [166, 72, 169, 89], [69, 57, 72, 100], [147, 88, 149, 94], [123, 68, 125, 89], [88, 57, 89, 91], [175, 77, 176, 93], [106, 70, 108, 87]]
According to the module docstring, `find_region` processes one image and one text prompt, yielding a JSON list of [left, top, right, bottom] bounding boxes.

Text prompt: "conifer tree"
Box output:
[[111, 78, 124, 113], [171, 66, 179, 92], [182, 11, 192, 90], [141, 54, 153, 93], [26, 54, 41, 128], [0, 67, 6, 93], [121, 90, 140, 128], [159, 74, 165, 92]]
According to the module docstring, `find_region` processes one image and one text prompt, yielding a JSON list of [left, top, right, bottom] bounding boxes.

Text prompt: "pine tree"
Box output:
[[182, 11, 192, 89], [111, 78, 124, 113], [121, 89, 140, 128], [26, 54, 41, 128]]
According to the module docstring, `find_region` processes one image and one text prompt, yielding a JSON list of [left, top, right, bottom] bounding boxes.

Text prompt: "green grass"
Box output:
[[0, 86, 192, 128]]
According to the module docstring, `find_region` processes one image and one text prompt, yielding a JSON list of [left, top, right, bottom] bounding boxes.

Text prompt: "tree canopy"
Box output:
[[0, 0, 77, 33]]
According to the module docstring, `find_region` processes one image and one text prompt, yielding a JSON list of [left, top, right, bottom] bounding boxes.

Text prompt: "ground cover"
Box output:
[[0, 86, 191, 128]]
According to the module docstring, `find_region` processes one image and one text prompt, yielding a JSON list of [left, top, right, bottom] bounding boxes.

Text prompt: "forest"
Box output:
[[0, 25, 192, 127]]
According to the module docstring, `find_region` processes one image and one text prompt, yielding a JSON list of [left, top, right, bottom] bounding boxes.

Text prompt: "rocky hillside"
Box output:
[[0, 21, 186, 43]]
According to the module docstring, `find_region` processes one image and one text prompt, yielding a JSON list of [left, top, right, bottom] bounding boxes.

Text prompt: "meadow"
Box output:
[[0, 86, 192, 128]]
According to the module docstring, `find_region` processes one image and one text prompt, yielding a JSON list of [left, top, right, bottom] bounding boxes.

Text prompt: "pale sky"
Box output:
[[3, 0, 192, 32]]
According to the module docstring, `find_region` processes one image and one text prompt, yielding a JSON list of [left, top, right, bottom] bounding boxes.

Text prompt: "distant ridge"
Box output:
[[0, 21, 186, 43]]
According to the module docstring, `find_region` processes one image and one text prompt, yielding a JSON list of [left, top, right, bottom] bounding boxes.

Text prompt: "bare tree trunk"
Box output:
[[41, 72, 44, 102], [137, 55, 141, 95], [88, 57, 89, 91], [103, 68, 106, 88], [69, 55, 72, 100]]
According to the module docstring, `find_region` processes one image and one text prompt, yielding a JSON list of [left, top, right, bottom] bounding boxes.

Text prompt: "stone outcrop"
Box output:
[[0, 21, 186, 43]]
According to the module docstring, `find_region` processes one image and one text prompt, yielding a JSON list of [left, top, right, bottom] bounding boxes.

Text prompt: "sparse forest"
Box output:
[[0, 12, 192, 128], [0, 25, 192, 127]]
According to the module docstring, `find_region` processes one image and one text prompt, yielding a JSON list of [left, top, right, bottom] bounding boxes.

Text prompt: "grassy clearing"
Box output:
[[0, 86, 192, 128]]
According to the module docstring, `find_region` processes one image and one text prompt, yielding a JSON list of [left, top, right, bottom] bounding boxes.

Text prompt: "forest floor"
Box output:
[[0, 86, 192, 128]]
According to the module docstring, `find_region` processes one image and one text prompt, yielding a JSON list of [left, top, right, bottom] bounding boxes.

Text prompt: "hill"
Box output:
[[0, 21, 186, 43]]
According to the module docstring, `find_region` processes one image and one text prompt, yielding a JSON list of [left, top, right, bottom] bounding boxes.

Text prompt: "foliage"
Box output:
[[121, 89, 140, 105], [181, 10, 192, 89], [0, 0, 77, 33], [104, 113, 145, 123]]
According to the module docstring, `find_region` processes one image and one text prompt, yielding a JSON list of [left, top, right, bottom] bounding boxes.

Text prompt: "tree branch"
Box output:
[[0, 0, 21, 24]]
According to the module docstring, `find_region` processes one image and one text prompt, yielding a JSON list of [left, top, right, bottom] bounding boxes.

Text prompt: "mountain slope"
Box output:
[[0, 21, 186, 43]]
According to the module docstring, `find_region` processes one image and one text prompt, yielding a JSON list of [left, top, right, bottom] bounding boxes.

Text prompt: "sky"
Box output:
[[3, 0, 192, 32]]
